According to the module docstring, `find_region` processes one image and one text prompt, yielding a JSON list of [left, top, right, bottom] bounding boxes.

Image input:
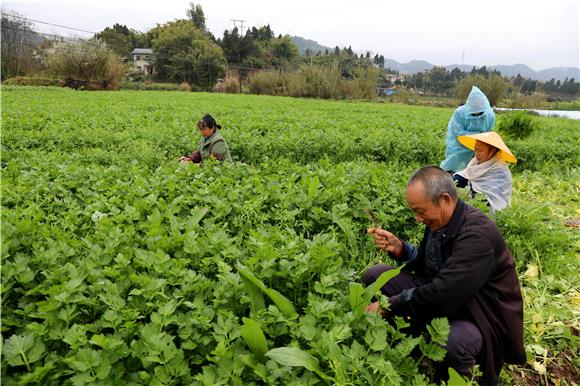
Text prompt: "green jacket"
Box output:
[[196, 131, 232, 162]]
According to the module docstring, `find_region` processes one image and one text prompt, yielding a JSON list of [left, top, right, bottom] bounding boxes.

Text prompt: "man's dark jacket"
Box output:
[[393, 200, 526, 386]]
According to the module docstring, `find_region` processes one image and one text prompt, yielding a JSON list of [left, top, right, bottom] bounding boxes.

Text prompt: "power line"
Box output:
[[1, 25, 81, 41], [6, 14, 97, 35]]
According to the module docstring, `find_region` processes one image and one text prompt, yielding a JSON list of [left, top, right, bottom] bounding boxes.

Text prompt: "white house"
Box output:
[[131, 48, 154, 75], [385, 74, 405, 83]]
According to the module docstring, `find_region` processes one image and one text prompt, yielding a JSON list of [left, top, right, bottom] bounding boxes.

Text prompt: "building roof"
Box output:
[[131, 48, 153, 55]]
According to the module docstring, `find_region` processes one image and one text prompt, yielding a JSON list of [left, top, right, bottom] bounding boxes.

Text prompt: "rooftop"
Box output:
[[131, 48, 153, 55]]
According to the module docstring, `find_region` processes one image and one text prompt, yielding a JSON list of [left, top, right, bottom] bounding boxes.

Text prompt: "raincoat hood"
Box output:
[[464, 86, 493, 118]]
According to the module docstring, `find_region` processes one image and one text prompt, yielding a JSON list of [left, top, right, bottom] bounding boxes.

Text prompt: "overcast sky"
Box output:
[[2, 0, 579, 70]]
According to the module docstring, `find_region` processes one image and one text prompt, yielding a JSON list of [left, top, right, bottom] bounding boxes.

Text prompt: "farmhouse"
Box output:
[[385, 74, 405, 83], [131, 48, 154, 75]]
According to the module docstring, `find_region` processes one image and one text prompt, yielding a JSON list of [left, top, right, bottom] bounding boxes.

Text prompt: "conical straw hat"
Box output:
[[457, 131, 517, 163]]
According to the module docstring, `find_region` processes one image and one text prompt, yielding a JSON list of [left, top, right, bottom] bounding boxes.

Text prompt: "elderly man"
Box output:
[[364, 166, 525, 386]]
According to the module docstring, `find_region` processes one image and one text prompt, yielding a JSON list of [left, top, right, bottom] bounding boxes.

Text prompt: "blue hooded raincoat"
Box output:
[[440, 86, 495, 172]]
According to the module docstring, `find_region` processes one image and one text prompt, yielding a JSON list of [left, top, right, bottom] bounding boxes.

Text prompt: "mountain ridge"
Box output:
[[291, 36, 579, 82]]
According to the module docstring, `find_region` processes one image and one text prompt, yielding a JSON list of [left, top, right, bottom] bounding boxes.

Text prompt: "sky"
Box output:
[[2, 0, 579, 70]]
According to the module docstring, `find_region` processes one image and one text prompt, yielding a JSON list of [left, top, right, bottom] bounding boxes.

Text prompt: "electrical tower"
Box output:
[[230, 19, 247, 35]]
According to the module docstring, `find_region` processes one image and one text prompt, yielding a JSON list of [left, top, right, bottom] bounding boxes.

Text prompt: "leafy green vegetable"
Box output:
[[2, 88, 577, 385], [240, 317, 269, 359], [265, 347, 327, 379]]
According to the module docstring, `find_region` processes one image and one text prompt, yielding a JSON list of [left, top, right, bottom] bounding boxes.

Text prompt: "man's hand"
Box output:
[[367, 227, 404, 258], [364, 301, 386, 317], [180, 156, 191, 163]]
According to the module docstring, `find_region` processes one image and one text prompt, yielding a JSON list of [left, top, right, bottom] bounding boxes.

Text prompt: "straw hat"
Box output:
[[457, 131, 517, 163]]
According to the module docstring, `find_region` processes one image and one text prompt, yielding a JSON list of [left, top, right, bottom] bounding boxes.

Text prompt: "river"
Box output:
[[494, 107, 580, 120]]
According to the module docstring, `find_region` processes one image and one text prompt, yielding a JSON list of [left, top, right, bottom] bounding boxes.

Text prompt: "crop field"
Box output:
[[1, 87, 579, 385]]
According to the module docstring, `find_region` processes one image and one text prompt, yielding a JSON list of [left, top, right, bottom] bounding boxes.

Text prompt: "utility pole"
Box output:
[[230, 18, 247, 93], [230, 19, 246, 35], [16, 33, 25, 77], [208, 61, 211, 90]]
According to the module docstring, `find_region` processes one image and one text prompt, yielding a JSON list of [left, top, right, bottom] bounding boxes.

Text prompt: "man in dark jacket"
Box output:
[[364, 166, 526, 386]]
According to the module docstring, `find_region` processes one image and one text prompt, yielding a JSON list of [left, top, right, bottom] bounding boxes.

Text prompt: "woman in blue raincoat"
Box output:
[[440, 86, 495, 172]]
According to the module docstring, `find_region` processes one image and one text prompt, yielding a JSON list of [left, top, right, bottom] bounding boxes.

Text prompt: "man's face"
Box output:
[[406, 182, 451, 231]]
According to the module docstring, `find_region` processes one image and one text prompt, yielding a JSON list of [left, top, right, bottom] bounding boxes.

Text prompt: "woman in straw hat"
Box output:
[[452, 131, 516, 213], [441, 86, 495, 173]]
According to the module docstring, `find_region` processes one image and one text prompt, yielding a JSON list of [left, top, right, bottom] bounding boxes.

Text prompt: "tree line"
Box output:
[[1, 4, 578, 101], [404, 66, 578, 98]]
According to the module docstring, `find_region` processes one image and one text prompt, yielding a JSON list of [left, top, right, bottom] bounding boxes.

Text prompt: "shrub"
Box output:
[[392, 88, 412, 104], [348, 66, 380, 99], [46, 40, 124, 90], [179, 82, 192, 92], [247, 63, 378, 100], [247, 70, 283, 95], [298, 64, 335, 98], [213, 77, 240, 93], [119, 82, 181, 91], [2, 76, 61, 87], [126, 67, 149, 82], [498, 110, 536, 140], [506, 92, 547, 109], [106, 60, 125, 90]]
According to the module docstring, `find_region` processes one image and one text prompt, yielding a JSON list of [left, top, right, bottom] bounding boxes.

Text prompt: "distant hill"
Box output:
[[389, 60, 578, 82], [444, 63, 579, 81], [535, 67, 580, 82], [388, 59, 433, 74], [291, 36, 332, 55], [292, 36, 579, 82]]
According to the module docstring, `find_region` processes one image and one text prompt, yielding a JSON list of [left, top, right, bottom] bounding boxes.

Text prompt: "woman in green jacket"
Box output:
[[180, 114, 232, 163]]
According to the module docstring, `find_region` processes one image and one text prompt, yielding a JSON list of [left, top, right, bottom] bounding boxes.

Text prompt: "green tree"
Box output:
[[151, 19, 225, 88], [455, 74, 506, 106], [95, 25, 132, 58], [425, 66, 453, 95], [542, 78, 556, 93], [450, 67, 463, 81], [218, 25, 298, 69], [560, 77, 579, 94], [95, 24, 150, 58], [520, 79, 537, 95], [186, 2, 206, 31], [220, 27, 244, 63], [485, 74, 506, 106], [219, 27, 262, 66], [271, 35, 299, 66], [378, 55, 385, 68], [247, 25, 274, 41], [476, 65, 489, 77]]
